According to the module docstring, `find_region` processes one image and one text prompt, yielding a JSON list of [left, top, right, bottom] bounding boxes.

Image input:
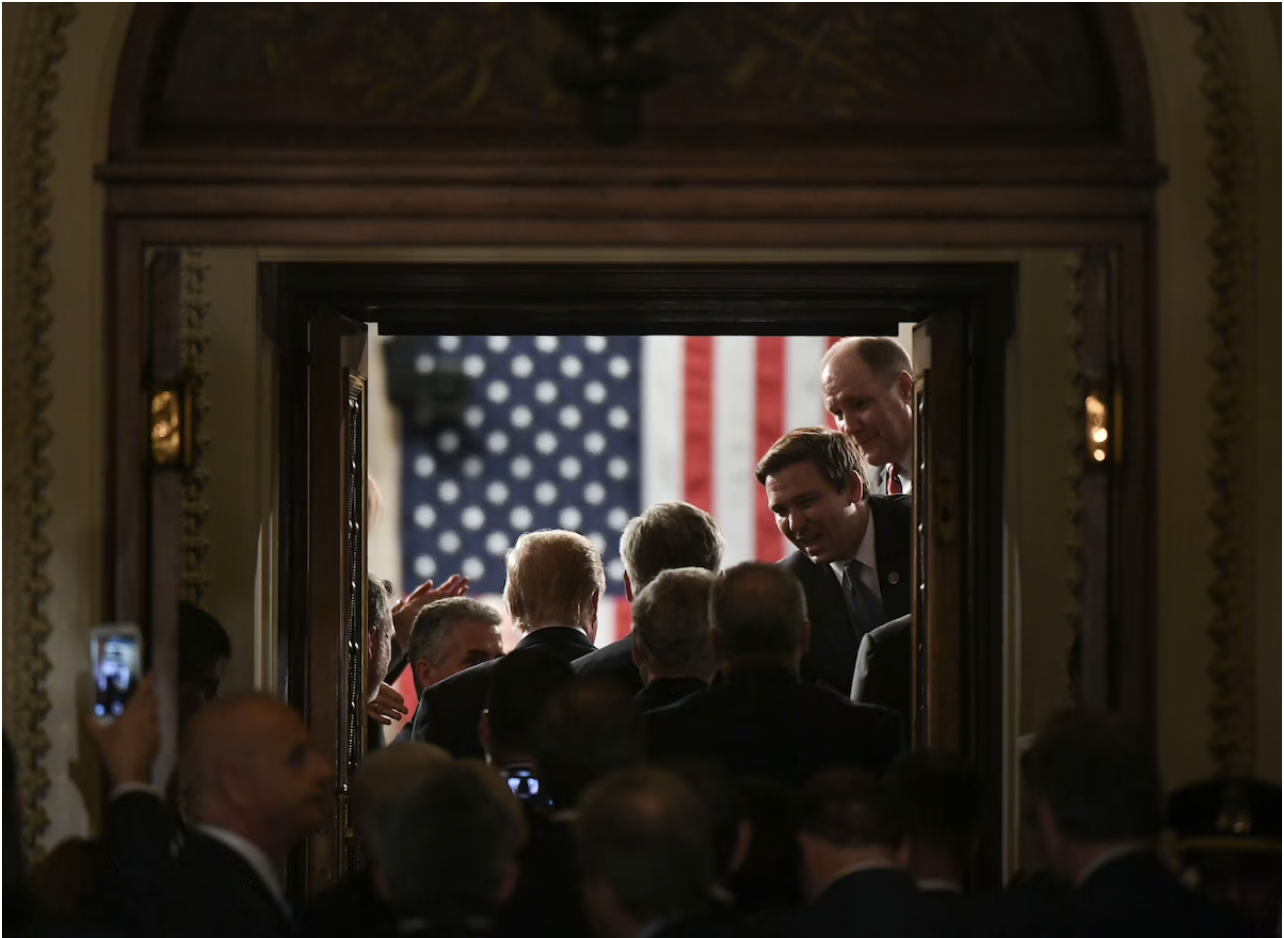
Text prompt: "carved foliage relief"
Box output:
[[140, 3, 1116, 150]]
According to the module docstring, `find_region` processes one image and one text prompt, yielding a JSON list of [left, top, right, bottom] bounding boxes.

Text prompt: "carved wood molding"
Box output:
[[179, 248, 212, 604], [1062, 251, 1086, 704], [1186, 3, 1257, 776], [0, 1, 78, 857]]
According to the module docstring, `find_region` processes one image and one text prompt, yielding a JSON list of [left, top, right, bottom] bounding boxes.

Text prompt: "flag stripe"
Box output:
[[714, 337, 758, 566], [683, 336, 714, 512], [754, 337, 786, 561], [787, 336, 831, 433], [641, 336, 685, 507]]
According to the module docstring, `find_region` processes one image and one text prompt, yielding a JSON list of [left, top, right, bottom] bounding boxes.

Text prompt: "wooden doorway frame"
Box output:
[[266, 260, 1016, 892]]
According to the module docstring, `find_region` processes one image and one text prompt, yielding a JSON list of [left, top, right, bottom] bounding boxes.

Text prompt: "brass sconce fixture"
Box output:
[[1085, 392, 1110, 465], [150, 385, 192, 468]]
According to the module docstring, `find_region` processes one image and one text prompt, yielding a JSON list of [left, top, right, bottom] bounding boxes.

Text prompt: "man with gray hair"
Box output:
[[297, 742, 450, 938], [411, 530, 604, 758], [372, 759, 525, 936], [630, 568, 718, 712], [646, 562, 902, 786], [574, 501, 725, 693], [407, 597, 505, 699]]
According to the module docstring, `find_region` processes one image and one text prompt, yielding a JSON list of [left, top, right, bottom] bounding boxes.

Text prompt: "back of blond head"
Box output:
[[503, 529, 605, 632]]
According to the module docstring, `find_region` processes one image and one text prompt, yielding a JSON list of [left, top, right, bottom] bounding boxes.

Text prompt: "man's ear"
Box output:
[[414, 658, 433, 694], [846, 469, 866, 505], [631, 637, 644, 668], [585, 589, 600, 644], [896, 370, 914, 405], [623, 572, 634, 603]]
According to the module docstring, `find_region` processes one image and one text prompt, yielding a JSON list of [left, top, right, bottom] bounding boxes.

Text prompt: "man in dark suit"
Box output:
[[86, 681, 331, 938], [411, 529, 604, 758], [756, 427, 911, 695], [1021, 709, 1259, 938], [850, 614, 912, 729], [878, 751, 985, 936], [573, 501, 725, 694], [374, 760, 525, 938], [297, 742, 450, 938], [785, 768, 945, 938], [645, 562, 903, 786], [499, 681, 647, 938], [820, 336, 914, 496], [630, 568, 717, 712], [171, 694, 335, 938], [577, 767, 745, 938]]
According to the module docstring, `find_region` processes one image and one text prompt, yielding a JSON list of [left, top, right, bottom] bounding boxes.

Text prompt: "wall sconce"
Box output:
[[150, 384, 192, 468], [1085, 392, 1109, 465]]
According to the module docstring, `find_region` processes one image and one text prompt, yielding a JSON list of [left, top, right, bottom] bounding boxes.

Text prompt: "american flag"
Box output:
[[385, 334, 836, 725]]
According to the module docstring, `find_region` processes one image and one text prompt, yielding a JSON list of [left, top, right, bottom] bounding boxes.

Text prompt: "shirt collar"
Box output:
[[1076, 842, 1151, 887], [829, 508, 878, 583], [194, 824, 285, 909]]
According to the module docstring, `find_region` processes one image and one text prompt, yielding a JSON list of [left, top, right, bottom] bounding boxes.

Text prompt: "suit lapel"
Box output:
[[870, 496, 912, 618]]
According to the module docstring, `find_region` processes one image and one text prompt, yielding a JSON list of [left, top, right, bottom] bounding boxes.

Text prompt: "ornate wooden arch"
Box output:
[[98, 2, 1162, 764]]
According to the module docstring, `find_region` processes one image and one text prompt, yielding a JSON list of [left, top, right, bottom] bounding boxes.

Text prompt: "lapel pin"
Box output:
[[887, 572, 900, 585]]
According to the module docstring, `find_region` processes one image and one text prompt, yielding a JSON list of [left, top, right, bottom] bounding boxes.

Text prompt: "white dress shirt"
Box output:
[[829, 510, 883, 605]]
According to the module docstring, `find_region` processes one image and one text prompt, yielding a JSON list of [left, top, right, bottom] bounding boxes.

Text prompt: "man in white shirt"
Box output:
[[175, 694, 333, 937], [821, 337, 915, 496], [88, 685, 333, 938]]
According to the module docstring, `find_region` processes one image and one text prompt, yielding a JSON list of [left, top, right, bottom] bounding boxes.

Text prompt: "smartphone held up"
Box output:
[[90, 624, 143, 724]]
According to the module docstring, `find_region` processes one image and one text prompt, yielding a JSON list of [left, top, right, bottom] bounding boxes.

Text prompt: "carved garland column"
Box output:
[[1, 1, 77, 858], [1187, 3, 1257, 777], [179, 248, 212, 604]]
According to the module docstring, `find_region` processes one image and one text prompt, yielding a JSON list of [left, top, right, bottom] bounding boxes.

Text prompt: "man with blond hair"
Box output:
[[410, 529, 605, 758]]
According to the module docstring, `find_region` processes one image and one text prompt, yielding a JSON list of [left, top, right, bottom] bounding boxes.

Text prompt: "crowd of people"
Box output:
[[4, 338, 1278, 937]]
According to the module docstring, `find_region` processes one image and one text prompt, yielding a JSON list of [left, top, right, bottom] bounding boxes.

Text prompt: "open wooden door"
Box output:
[[303, 312, 370, 894], [910, 314, 967, 752], [266, 264, 371, 899]]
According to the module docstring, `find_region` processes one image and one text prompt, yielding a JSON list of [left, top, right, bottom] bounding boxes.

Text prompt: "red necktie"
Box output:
[[886, 464, 904, 495]]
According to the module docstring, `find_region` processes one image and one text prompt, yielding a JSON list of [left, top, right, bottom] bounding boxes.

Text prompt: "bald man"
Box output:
[[171, 694, 333, 938], [821, 337, 915, 496]]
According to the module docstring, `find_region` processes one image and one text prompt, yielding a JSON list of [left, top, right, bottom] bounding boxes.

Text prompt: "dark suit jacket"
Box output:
[[164, 832, 292, 938], [411, 627, 597, 758], [495, 813, 589, 938], [782, 867, 945, 938], [1066, 852, 1258, 938], [570, 634, 642, 694], [850, 614, 912, 730], [779, 494, 912, 694], [297, 866, 393, 938], [634, 676, 709, 712], [645, 667, 903, 786]]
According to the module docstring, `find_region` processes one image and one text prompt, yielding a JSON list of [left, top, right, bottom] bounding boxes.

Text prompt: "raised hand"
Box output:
[[390, 574, 469, 649], [85, 672, 160, 787], [365, 682, 409, 726]]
